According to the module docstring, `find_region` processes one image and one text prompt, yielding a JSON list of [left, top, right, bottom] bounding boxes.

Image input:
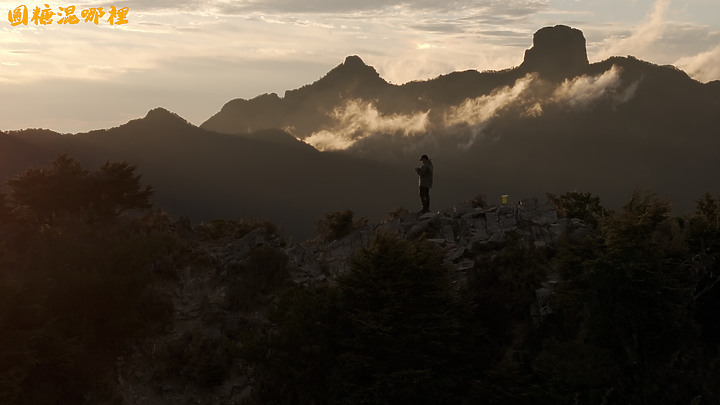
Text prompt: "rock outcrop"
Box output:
[[519, 24, 589, 81], [114, 196, 586, 404], [286, 196, 570, 285]]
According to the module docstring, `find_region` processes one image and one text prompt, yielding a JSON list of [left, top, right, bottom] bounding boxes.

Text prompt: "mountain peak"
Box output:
[[519, 25, 589, 81], [144, 107, 189, 125], [321, 55, 387, 86], [343, 55, 366, 68], [280, 54, 389, 105]]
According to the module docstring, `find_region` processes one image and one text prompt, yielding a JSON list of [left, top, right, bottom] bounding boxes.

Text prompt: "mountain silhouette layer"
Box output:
[[3, 25, 719, 238], [3, 108, 414, 239], [200, 24, 720, 217]]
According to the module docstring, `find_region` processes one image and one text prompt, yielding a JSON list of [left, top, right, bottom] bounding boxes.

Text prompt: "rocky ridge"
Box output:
[[114, 196, 581, 404], [288, 196, 565, 283]]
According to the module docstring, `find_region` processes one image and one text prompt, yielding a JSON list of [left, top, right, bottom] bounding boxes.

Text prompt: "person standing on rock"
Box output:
[[415, 154, 433, 213]]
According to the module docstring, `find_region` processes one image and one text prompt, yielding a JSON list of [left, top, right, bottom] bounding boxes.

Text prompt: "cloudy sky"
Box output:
[[1, 0, 719, 133]]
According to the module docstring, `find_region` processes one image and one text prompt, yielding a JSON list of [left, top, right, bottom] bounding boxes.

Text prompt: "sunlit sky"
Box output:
[[1, 0, 719, 133]]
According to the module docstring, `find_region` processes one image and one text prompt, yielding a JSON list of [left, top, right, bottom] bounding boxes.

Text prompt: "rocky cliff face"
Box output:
[[113, 196, 582, 404], [519, 24, 589, 81]]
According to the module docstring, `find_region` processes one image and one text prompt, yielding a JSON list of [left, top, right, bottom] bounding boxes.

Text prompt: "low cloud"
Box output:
[[439, 75, 538, 149], [304, 100, 430, 151], [307, 66, 640, 151], [594, 0, 670, 61], [552, 65, 639, 108], [302, 130, 358, 151], [443, 67, 638, 131], [444, 74, 536, 127], [675, 45, 720, 83]]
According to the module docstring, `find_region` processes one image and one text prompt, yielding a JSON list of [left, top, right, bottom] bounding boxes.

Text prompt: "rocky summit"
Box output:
[[288, 196, 566, 284], [519, 24, 589, 81], [113, 196, 584, 404]]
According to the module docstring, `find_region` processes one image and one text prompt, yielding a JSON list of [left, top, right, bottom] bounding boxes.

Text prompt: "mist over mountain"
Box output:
[[3, 25, 719, 238], [202, 24, 720, 215]]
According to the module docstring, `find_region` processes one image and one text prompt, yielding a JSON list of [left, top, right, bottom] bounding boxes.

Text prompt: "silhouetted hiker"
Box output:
[[415, 154, 433, 213]]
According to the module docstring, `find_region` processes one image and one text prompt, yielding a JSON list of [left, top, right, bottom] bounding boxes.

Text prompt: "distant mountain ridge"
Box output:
[[200, 24, 718, 141], [201, 54, 394, 136], [3, 25, 719, 238], [2, 108, 413, 239], [198, 25, 719, 215]]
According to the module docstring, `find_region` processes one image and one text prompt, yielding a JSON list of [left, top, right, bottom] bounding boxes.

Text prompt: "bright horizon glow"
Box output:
[[1, 0, 719, 133]]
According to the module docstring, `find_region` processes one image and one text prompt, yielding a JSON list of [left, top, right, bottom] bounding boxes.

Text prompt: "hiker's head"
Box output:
[[420, 155, 429, 162]]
